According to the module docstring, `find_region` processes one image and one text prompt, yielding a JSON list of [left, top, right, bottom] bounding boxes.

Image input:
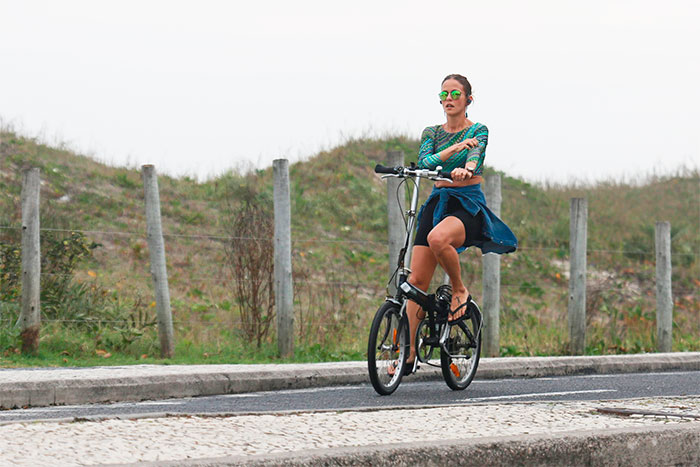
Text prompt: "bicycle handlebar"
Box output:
[[436, 169, 453, 180], [374, 164, 453, 180], [374, 164, 400, 175]]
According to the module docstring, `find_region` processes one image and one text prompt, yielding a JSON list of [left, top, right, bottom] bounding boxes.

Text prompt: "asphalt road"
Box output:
[[1, 370, 699, 424]]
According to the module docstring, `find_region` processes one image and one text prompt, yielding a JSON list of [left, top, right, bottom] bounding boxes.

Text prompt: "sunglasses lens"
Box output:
[[439, 91, 448, 101], [451, 90, 462, 99]]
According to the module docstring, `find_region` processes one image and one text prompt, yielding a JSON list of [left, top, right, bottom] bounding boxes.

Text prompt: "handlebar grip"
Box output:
[[438, 169, 452, 179], [374, 164, 400, 174]]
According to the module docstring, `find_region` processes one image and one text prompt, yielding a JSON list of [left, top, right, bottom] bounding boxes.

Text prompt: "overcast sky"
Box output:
[[1, 0, 698, 183]]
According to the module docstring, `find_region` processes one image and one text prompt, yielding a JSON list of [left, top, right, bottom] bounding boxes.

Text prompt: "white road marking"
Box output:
[[222, 385, 365, 398], [578, 371, 699, 378], [220, 393, 262, 398], [127, 401, 182, 406], [472, 378, 556, 383], [467, 389, 617, 402]]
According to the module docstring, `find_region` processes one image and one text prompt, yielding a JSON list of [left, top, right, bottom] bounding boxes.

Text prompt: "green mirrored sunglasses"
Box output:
[[439, 90, 462, 101]]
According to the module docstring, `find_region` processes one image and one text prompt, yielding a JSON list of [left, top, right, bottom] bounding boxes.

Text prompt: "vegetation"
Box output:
[[0, 128, 698, 367]]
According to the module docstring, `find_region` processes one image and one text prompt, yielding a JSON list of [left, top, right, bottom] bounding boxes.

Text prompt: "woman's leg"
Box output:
[[405, 245, 438, 363], [426, 216, 469, 320]]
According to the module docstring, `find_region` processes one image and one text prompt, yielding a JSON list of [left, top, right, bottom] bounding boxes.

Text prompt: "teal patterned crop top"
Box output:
[[417, 122, 488, 174]]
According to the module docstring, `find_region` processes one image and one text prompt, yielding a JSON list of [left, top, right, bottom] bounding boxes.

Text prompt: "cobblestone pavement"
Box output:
[[1, 397, 698, 466]]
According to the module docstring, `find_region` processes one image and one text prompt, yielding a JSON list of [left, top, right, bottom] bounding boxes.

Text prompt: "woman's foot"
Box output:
[[449, 288, 470, 323], [387, 356, 417, 377]]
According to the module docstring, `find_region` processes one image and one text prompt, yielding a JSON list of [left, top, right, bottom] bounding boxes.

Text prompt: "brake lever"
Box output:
[[380, 174, 402, 179], [434, 177, 454, 183]]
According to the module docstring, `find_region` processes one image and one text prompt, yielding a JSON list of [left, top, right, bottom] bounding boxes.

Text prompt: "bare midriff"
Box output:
[[435, 175, 482, 189]]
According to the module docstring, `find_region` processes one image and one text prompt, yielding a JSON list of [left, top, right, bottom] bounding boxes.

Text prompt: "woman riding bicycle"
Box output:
[[396, 73, 517, 375]]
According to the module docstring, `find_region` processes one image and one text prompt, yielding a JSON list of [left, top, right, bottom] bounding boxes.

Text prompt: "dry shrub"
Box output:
[[292, 246, 385, 348], [223, 176, 275, 348], [293, 262, 352, 345]]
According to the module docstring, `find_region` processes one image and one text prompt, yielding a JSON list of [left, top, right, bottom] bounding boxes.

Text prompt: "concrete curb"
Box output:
[[1, 352, 699, 409], [128, 424, 700, 466]]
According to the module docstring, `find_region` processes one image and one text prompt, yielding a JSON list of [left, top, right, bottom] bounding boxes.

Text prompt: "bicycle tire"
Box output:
[[440, 301, 482, 391], [367, 301, 409, 395]]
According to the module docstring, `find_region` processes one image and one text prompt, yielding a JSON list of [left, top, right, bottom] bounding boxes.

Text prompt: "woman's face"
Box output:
[[440, 79, 469, 118]]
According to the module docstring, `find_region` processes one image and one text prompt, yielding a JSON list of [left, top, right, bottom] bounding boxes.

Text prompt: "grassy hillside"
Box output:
[[0, 130, 698, 365]]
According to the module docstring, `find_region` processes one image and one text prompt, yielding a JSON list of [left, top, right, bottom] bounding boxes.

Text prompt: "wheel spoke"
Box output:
[[441, 311, 481, 391]]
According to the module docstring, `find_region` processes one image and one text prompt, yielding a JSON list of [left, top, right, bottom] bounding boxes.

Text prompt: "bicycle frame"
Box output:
[[369, 163, 482, 394], [381, 163, 451, 298], [380, 164, 456, 354]]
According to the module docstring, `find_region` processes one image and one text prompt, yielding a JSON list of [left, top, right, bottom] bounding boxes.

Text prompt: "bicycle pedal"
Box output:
[[423, 337, 439, 346]]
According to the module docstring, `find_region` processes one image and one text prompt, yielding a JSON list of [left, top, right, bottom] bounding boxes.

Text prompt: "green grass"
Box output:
[[0, 127, 698, 367], [0, 324, 364, 368]]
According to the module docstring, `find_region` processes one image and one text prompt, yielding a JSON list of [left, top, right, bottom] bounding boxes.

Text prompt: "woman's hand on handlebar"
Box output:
[[451, 167, 473, 181]]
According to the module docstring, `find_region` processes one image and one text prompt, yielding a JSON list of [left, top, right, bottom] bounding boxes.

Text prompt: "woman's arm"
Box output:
[[418, 127, 479, 169], [464, 125, 488, 174], [451, 125, 489, 181], [417, 127, 441, 169]]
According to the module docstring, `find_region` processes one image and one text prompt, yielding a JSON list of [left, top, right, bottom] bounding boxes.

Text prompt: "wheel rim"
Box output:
[[373, 309, 405, 388], [446, 316, 479, 382], [416, 319, 434, 363]]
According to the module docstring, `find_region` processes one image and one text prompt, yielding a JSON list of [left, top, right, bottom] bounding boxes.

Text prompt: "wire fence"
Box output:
[[3, 224, 697, 255], [1, 229, 697, 282], [1, 243, 695, 302], [2, 167, 698, 357]]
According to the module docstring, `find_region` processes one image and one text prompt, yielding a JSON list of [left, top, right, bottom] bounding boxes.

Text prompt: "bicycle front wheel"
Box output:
[[440, 300, 482, 391], [367, 301, 409, 395]]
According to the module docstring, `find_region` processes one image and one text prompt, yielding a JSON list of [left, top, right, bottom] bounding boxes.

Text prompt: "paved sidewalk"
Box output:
[[2, 352, 700, 408], [0, 396, 698, 465], [1, 353, 700, 465]]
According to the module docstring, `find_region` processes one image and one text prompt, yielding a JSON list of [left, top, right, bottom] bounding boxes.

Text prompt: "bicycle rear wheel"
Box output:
[[367, 301, 409, 395], [440, 300, 482, 391]]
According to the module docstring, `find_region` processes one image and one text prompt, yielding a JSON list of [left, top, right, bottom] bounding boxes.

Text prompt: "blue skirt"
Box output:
[[416, 184, 518, 254]]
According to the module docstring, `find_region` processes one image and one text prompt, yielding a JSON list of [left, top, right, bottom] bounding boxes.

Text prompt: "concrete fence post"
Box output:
[[273, 159, 294, 358], [568, 198, 587, 355], [141, 165, 175, 358], [482, 174, 502, 357], [386, 150, 405, 295], [19, 167, 41, 354], [655, 221, 673, 352]]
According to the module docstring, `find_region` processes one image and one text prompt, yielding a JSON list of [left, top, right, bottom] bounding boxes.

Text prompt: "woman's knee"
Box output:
[[427, 230, 449, 251], [408, 273, 431, 291]]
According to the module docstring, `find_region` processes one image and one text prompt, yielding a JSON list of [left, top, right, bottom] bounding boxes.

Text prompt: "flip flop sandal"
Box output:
[[448, 294, 472, 324], [402, 358, 419, 376], [387, 359, 418, 377]]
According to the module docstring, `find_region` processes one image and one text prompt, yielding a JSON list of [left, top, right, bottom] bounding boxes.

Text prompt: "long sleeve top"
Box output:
[[417, 123, 488, 174]]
